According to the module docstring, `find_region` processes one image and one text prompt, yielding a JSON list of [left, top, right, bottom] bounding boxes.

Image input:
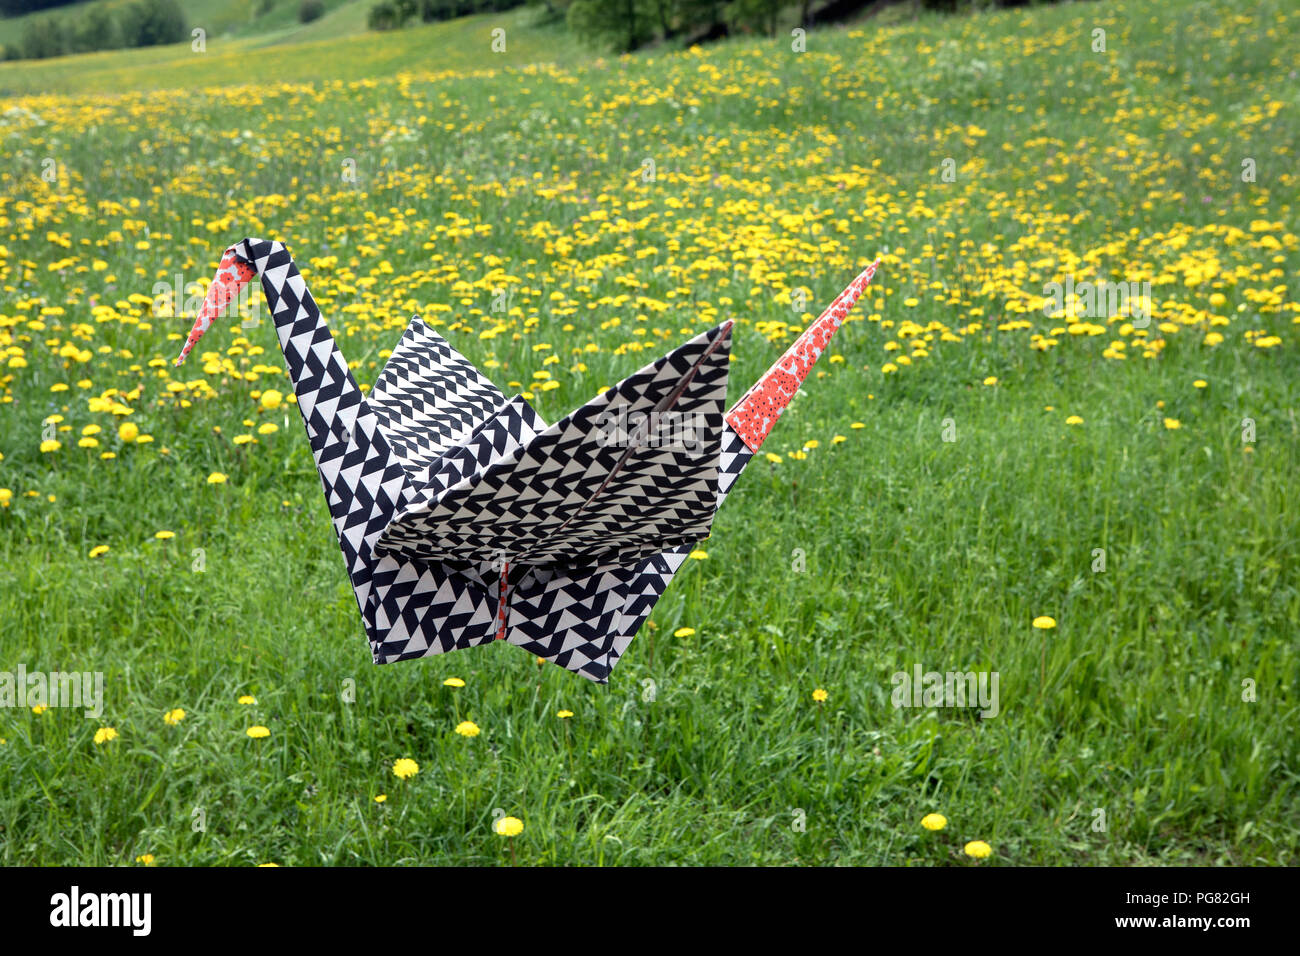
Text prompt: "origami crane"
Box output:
[[175, 239, 880, 682]]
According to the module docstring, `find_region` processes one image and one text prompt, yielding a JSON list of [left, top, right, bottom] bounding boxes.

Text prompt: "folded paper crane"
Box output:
[[176, 239, 880, 681]]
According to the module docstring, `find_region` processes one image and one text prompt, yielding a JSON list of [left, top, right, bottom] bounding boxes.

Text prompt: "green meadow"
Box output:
[[0, 0, 1296, 865]]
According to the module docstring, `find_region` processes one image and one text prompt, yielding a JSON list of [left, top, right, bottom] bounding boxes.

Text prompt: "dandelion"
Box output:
[[688, 549, 708, 560], [93, 727, 118, 745], [32, 705, 46, 715], [246, 725, 270, 739], [983, 376, 998, 386], [374, 794, 388, 803], [207, 472, 228, 485], [964, 840, 993, 859], [495, 816, 524, 837], [88, 545, 110, 558], [163, 708, 185, 725], [556, 710, 574, 719], [443, 677, 465, 688], [455, 720, 481, 737], [238, 694, 257, 705], [40, 439, 61, 453], [764, 452, 782, 464], [118, 421, 139, 442], [135, 854, 156, 865], [673, 627, 695, 638], [257, 423, 279, 435], [832, 435, 846, 444], [850, 422, 865, 429], [812, 688, 828, 703], [921, 813, 948, 831], [1032, 616, 1057, 630], [1064, 416, 1083, 426], [260, 389, 284, 410], [392, 757, 420, 779], [1163, 418, 1181, 430], [154, 530, 175, 540], [1193, 380, 1207, 389]]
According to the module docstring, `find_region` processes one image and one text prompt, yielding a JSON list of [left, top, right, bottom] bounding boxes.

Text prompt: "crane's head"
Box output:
[[174, 245, 258, 366]]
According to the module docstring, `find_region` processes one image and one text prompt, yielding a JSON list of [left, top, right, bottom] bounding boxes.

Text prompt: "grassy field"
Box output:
[[0, 0, 1297, 865]]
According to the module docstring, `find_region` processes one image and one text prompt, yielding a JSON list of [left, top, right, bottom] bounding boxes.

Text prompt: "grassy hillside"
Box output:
[[0, 0, 1296, 865], [0, 0, 366, 49], [0, 5, 579, 94]]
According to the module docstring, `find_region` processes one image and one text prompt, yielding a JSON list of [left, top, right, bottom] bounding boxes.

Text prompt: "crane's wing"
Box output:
[[368, 315, 506, 483], [375, 322, 732, 568]]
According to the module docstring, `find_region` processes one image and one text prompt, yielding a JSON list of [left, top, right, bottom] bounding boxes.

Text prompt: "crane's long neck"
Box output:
[[174, 240, 409, 622]]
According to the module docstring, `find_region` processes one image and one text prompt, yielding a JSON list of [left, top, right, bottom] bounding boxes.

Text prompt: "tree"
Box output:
[[21, 16, 66, 59], [726, 0, 785, 37], [567, 0, 654, 53], [120, 0, 188, 48], [71, 5, 121, 53]]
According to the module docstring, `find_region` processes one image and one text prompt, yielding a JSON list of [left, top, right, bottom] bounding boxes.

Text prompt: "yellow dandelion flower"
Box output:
[[689, 549, 708, 560], [1064, 416, 1083, 426], [260, 389, 283, 410], [494, 816, 524, 837], [118, 421, 139, 442], [964, 840, 993, 859], [921, 813, 948, 831], [40, 439, 61, 453], [207, 472, 228, 485], [812, 688, 829, 702], [163, 708, 185, 726], [1163, 418, 1181, 430], [392, 757, 420, 779], [135, 854, 155, 865], [673, 627, 695, 638], [557, 710, 574, 719], [246, 725, 270, 739], [93, 727, 118, 745], [455, 720, 481, 737], [1032, 616, 1057, 630], [374, 794, 388, 803], [238, 695, 257, 705], [764, 452, 782, 464], [983, 376, 998, 386], [88, 545, 110, 558], [1193, 380, 1207, 389], [443, 677, 466, 687], [154, 530, 175, 540]]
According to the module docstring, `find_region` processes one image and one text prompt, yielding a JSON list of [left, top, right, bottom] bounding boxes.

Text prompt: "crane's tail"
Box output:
[[725, 258, 881, 452]]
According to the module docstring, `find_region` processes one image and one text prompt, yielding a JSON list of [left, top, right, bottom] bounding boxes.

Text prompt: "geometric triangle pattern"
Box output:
[[375, 322, 731, 568], [368, 315, 507, 485], [173, 238, 881, 683]]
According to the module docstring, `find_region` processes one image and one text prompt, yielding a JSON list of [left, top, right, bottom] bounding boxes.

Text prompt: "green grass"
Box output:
[[0, 0, 1296, 865]]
